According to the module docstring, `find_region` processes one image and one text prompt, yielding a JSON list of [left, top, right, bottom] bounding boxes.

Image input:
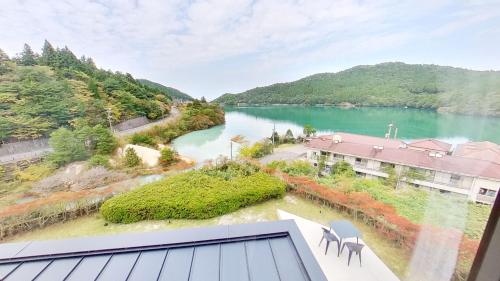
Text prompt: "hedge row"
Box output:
[[100, 171, 286, 223]]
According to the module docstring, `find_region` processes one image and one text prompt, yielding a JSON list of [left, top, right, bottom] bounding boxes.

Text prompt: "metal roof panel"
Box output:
[[245, 239, 281, 281], [65, 255, 111, 281], [96, 252, 139, 281], [4, 260, 50, 281], [189, 244, 220, 281], [127, 250, 167, 281], [158, 247, 194, 281], [34, 257, 81, 281], [220, 242, 249, 281]]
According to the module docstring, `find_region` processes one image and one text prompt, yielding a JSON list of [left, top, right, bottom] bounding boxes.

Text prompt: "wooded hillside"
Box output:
[[0, 42, 191, 142], [137, 79, 194, 101], [215, 62, 500, 116]]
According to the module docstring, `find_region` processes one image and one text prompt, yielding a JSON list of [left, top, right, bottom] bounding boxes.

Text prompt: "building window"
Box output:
[[381, 162, 395, 169], [450, 174, 461, 185], [479, 188, 497, 197]]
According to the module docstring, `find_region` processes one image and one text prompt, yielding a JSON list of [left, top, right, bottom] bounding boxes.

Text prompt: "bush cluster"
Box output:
[[239, 140, 273, 158], [159, 147, 178, 166], [130, 133, 156, 147], [100, 164, 286, 223], [267, 160, 316, 177]]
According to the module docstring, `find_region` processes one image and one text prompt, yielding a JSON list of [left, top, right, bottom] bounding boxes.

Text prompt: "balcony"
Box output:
[[476, 194, 496, 205]]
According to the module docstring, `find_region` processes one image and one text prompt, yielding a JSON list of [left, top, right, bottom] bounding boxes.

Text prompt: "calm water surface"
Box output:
[[173, 106, 500, 163]]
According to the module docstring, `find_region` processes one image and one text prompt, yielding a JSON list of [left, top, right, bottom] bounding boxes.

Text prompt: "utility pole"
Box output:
[[230, 141, 233, 160], [272, 123, 276, 152], [106, 108, 114, 132]]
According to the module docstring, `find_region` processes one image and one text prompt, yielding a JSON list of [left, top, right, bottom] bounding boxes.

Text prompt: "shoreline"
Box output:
[[221, 104, 500, 118]]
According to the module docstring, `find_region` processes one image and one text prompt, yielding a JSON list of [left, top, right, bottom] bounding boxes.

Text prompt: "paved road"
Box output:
[[259, 144, 307, 164], [0, 107, 181, 164], [115, 107, 181, 137]]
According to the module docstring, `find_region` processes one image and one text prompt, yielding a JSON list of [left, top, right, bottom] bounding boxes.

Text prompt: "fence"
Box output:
[[0, 195, 111, 240]]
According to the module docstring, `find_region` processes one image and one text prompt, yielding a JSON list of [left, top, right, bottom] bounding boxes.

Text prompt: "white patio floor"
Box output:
[[278, 210, 401, 281]]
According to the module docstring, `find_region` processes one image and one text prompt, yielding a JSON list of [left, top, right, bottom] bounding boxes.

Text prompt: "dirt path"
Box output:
[[115, 106, 181, 137]]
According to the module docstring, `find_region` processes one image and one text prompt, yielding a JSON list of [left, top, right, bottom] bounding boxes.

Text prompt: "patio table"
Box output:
[[329, 220, 362, 246]]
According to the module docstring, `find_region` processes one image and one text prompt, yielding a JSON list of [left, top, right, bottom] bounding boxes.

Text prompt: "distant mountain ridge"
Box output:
[[138, 79, 194, 101], [214, 62, 500, 116]]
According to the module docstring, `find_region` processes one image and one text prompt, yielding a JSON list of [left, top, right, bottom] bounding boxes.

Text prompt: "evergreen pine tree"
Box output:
[[18, 43, 37, 66], [0, 48, 9, 62], [40, 40, 56, 66], [124, 147, 141, 167]]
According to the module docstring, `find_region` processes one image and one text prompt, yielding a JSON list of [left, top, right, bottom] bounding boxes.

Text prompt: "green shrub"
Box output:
[[332, 160, 355, 177], [15, 162, 56, 182], [89, 154, 110, 168], [124, 147, 141, 167], [131, 133, 156, 147], [266, 160, 287, 170], [100, 171, 286, 223], [159, 147, 177, 166], [239, 141, 273, 158], [282, 160, 316, 176], [49, 127, 88, 166], [201, 160, 261, 180]]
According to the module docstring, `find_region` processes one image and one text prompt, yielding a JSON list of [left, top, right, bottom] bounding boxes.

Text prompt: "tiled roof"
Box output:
[[454, 141, 500, 164], [306, 134, 500, 180], [0, 221, 327, 281], [407, 139, 452, 153]]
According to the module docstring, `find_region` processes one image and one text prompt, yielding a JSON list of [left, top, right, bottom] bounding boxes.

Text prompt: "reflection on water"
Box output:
[[173, 106, 500, 163]]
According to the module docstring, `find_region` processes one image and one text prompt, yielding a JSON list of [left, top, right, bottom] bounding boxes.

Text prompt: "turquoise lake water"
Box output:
[[172, 106, 500, 163]]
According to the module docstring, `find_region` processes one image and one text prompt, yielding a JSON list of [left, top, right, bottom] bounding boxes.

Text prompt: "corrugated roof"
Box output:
[[307, 134, 500, 180], [0, 220, 327, 281]]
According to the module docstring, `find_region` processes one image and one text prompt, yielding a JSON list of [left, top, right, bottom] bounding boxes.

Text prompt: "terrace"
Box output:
[[278, 210, 400, 281]]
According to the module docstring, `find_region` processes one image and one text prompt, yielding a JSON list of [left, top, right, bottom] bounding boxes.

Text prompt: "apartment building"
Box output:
[[305, 132, 500, 204]]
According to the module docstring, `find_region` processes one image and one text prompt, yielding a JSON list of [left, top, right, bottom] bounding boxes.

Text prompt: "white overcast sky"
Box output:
[[1, 0, 500, 99]]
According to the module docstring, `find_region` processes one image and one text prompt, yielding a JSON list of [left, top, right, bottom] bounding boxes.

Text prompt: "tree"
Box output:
[[303, 124, 317, 137], [17, 43, 37, 66], [332, 161, 355, 177], [92, 125, 117, 154], [0, 48, 11, 75], [159, 147, 178, 166], [318, 155, 327, 176], [284, 129, 294, 141], [0, 48, 9, 62], [40, 40, 56, 66], [48, 128, 88, 166], [124, 147, 141, 167], [200, 96, 207, 103]]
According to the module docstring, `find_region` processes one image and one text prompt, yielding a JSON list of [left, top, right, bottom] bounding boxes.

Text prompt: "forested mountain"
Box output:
[[215, 62, 500, 116], [0, 41, 178, 142], [137, 79, 194, 101]]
